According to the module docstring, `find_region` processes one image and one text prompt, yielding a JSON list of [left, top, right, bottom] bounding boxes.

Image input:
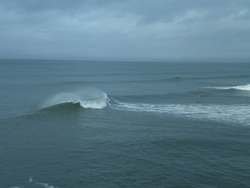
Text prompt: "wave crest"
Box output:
[[210, 84, 250, 91], [40, 89, 108, 109]]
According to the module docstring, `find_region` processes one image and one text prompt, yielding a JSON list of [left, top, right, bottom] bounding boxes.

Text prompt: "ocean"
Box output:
[[0, 59, 250, 188]]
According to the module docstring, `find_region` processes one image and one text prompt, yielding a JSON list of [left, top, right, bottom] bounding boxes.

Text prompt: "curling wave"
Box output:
[[40, 89, 108, 109]]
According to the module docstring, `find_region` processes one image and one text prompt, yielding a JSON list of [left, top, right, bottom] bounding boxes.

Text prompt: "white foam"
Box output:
[[112, 101, 250, 125], [231, 84, 250, 91], [34, 182, 57, 188], [211, 84, 250, 91], [80, 94, 109, 109], [40, 88, 108, 109], [29, 177, 58, 188]]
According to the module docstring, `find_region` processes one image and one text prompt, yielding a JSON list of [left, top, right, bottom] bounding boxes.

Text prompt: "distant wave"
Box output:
[[152, 75, 250, 83], [178, 75, 250, 81], [40, 88, 109, 110], [162, 77, 183, 82], [110, 99, 250, 126], [210, 84, 250, 91], [207, 75, 250, 80]]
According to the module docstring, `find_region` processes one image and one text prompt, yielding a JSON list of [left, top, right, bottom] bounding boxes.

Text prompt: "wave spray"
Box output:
[[40, 88, 108, 109]]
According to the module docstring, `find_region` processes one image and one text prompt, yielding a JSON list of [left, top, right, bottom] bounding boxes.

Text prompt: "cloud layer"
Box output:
[[1, 0, 250, 60]]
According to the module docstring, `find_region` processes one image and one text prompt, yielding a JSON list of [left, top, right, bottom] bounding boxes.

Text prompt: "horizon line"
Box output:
[[0, 57, 250, 63]]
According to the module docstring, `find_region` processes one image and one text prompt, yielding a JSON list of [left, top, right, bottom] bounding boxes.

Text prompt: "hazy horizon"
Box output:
[[1, 57, 250, 63]]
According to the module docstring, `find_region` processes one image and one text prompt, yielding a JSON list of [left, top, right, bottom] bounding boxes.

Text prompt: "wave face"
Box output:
[[40, 89, 108, 109]]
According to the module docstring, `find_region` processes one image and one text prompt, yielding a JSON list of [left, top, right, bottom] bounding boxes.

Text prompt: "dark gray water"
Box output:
[[1, 59, 250, 187]]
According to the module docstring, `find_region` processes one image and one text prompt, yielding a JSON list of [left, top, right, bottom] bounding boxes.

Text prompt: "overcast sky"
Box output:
[[0, 0, 250, 60]]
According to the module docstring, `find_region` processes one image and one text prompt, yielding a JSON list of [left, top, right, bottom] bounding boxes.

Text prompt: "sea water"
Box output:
[[0, 59, 250, 187]]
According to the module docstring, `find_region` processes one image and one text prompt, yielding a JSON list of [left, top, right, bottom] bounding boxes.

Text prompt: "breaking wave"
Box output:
[[40, 89, 108, 110], [29, 177, 59, 188], [210, 84, 250, 91], [10, 177, 59, 188]]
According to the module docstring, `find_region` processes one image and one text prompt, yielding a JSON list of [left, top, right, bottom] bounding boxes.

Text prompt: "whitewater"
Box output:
[[210, 83, 250, 91], [39, 88, 109, 109]]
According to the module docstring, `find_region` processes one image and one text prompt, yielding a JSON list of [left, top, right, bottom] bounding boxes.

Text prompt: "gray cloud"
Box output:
[[0, 0, 250, 60]]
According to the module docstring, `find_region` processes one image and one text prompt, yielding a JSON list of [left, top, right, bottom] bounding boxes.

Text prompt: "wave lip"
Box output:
[[40, 89, 108, 110], [79, 94, 108, 109]]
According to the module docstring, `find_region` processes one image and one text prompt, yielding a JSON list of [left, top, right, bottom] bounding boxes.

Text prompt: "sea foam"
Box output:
[[211, 84, 250, 91], [29, 177, 58, 188], [111, 100, 250, 126]]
